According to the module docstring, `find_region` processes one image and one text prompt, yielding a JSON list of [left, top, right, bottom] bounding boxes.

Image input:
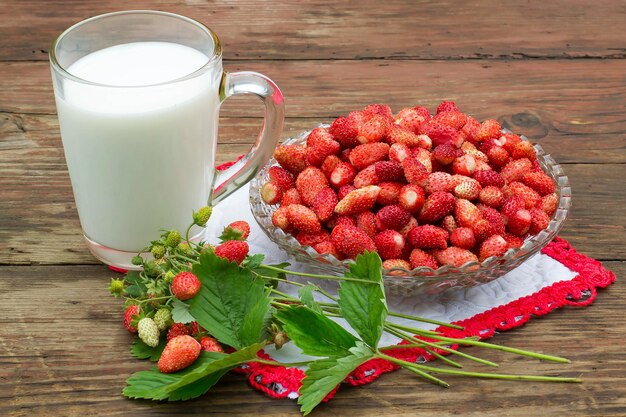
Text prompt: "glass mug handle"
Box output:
[[211, 71, 284, 204]]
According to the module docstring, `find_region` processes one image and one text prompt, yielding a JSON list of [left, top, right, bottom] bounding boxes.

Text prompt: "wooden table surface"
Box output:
[[1, 1, 625, 416]]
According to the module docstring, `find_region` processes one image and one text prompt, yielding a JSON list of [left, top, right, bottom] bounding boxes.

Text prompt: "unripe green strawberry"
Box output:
[[163, 270, 175, 284], [137, 317, 160, 347], [193, 206, 213, 226], [108, 278, 125, 297], [151, 244, 166, 259], [154, 308, 173, 331], [131, 255, 144, 266], [165, 230, 182, 248]]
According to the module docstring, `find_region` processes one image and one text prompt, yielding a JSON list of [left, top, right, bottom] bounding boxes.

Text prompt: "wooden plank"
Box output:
[[0, 262, 623, 416], [1, 0, 625, 61]]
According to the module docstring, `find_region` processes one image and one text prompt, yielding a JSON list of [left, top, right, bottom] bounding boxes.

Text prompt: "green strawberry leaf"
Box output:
[[298, 342, 374, 415], [189, 252, 272, 349], [298, 284, 323, 314], [275, 305, 358, 357], [338, 251, 387, 347], [130, 337, 167, 361], [124, 271, 142, 285], [123, 343, 264, 401], [171, 299, 195, 324], [243, 253, 265, 269]]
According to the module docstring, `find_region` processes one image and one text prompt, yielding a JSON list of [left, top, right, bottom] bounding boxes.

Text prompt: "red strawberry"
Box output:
[[376, 181, 403, 205], [271, 206, 291, 230], [409, 248, 439, 269], [335, 185, 380, 215], [375, 204, 411, 231], [504, 181, 541, 209], [337, 184, 357, 200], [412, 148, 433, 172], [167, 322, 191, 341], [478, 205, 506, 235], [340, 148, 352, 162], [306, 127, 334, 148], [511, 141, 536, 160], [419, 191, 455, 222], [386, 126, 420, 147], [402, 156, 429, 185], [433, 111, 467, 130], [268, 166, 295, 191], [479, 186, 504, 207], [539, 193, 558, 216], [433, 144, 458, 165], [313, 240, 341, 259], [408, 225, 449, 250], [171, 271, 202, 300], [389, 142, 411, 163], [329, 116, 359, 148], [474, 160, 492, 172], [215, 240, 249, 264], [423, 172, 453, 194], [335, 215, 357, 228], [374, 161, 405, 182], [329, 162, 357, 188], [286, 204, 322, 233], [479, 235, 509, 261], [321, 155, 342, 179], [399, 184, 426, 213], [363, 104, 394, 122], [461, 116, 481, 141], [353, 164, 380, 188], [349, 143, 390, 170], [503, 233, 525, 249], [521, 172, 555, 196], [312, 187, 338, 222], [383, 259, 412, 274], [454, 179, 481, 200], [273, 145, 307, 174], [452, 154, 477, 176], [472, 219, 496, 242], [395, 107, 429, 133], [440, 215, 457, 234], [306, 128, 341, 166], [420, 121, 464, 148], [296, 230, 330, 247], [436, 101, 459, 114], [260, 181, 282, 205], [189, 321, 204, 336], [356, 211, 378, 239], [123, 305, 140, 333], [500, 158, 533, 184], [454, 199, 483, 228], [507, 209, 532, 236], [280, 188, 302, 207], [449, 174, 474, 189], [473, 119, 502, 142], [158, 335, 201, 374], [225, 221, 250, 240], [473, 170, 505, 188], [296, 167, 329, 206], [434, 247, 478, 267], [499, 133, 523, 154], [357, 114, 388, 144], [486, 146, 510, 168], [529, 207, 551, 234], [331, 224, 377, 259], [450, 227, 476, 250], [500, 195, 526, 222], [399, 216, 418, 238], [199, 336, 224, 353], [374, 230, 406, 260]]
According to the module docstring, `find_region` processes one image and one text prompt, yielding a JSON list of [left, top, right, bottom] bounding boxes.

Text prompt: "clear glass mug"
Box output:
[[50, 11, 284, 269]]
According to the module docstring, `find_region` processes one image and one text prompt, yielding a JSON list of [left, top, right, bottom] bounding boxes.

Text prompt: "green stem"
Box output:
[[270, 288, 300, 302], [413, 364, 582, 383], [422, 347, 463, 368], [377, 353, 449, 388], [387, 311, 464, 330], [185, 222, 194, 245], [258, 265, 372, 284]]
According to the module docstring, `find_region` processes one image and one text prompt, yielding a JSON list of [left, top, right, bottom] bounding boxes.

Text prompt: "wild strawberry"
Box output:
[[474, 160, 492, 172], [374, 161, 404, 182], [363, 104, 394, 122], [399, 216, 418, 238], [329, 162, 357, 188], [200, 336, 224, 353], [440, 215, 457, 234], [503, 233, 525, 249], [171, 271, 202, 300], [272, 206, 291, 230], [436, 101, 459, 114], [479, 186, 504, 207], [486, 146, 510, 168], [189, 321, 203, 336], [529, 207, 551, 234], [374, 230, 406, 260], [376, 181, 403, 205], [226, 220, 250, 240], [123, 305, 140, 333], [454, 179, 481, 200], [215, 240, 249, 264], [340, 148, 352, 162], [461, 116, 481, 141], [539, 193, 558, 216], [407, 248, 437, 269], [306, 127, 334, 148], [357, 114, 388, 144], [454, 199, 483, 228], [375, 204, 412, 231], [420, 121, 464, 148], [408, 225, 448, 250], [335, 215, 357, 228], [504, 181, 541, 209], [286, 204, 322, 233], [329, 116, 359, 148], [331, 224, 377, 259], [511, 141, 536, 160], [433, 111, 467, 130], [313, 240, 341, 259], [402, 156, 429, 185], [349, 143, 389, 170], [389, 142, 411, 163], [137, 317, 160, 347], [424, 172, 453, 193], [450, 227, 476, 250], [473, 170, 505, 188], [321, 155, 342, 179], [507, 209, 532, 236], [167, 322, 190, 341], [433, 144, 458, 165], [273, 145, 307, 174], [500, 158, 533, 184], [158, 335, 201, 374], [353, 164, 380, 188], [521, 172, 555, 196], [153, 308, 173, 332], [479, 235, 509, 261], [411, 147, 433, 172], [478, 205, 506, 235], [280, 188, 302, 207], [399, 184, 426, 213], [434, 247, 478, 267], [499, 133, 523, 154], [296, 167, 329, 206], [311, 187, 338, 222], [386, 126, 420, 147], [500, 195, 526, 222], [268, 166, 295, 191], [449, 174, 473, 189], [337, 184, 357, 200], [452, 154, 477, 176], [395, 107, 429, 133], [473, 119, 502, 142], [383, 259, 412, 274], [296, 230, 330, 247], [260, 181, 282, 205], [472, 219, 496, 242], [334, 185, 380, 215], [464, 148, 489, 164], [419, 191, 455, 222], [355, 211, 377, 239], [306, 137, 341, 167]]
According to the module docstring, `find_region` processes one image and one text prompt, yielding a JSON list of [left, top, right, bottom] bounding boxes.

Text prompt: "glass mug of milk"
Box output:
[[50, 11, 284, 268]]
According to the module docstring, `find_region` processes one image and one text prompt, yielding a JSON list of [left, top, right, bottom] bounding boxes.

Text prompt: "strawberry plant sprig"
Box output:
[[110, 207, 580, 415]]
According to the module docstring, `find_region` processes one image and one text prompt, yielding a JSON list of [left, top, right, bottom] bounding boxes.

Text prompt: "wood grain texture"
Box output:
[[0, 263, 624, 417], [1, 0, 625, 61]]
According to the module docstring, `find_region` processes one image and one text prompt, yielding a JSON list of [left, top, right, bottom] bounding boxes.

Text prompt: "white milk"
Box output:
[[55, 42, 221, 251]]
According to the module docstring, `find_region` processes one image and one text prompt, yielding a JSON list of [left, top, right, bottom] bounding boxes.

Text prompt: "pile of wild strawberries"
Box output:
[[260, 102, 558, 271]]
